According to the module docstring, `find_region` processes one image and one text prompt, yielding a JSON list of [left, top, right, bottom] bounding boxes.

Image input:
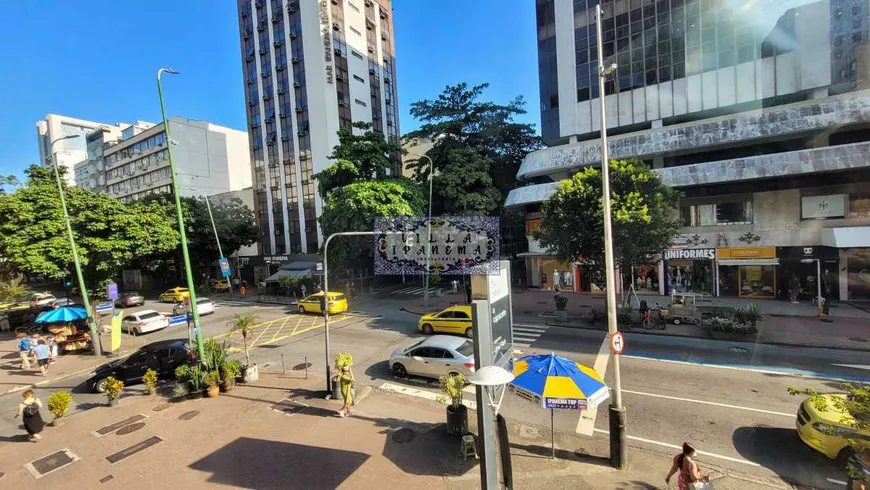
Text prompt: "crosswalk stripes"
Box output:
[[393, 286, 433, 296], [512, 323, 549, 348], [213, 299, 256, 308]]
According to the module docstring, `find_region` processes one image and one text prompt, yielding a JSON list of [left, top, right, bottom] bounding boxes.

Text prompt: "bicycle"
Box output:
[[642, 303, 667, 331]]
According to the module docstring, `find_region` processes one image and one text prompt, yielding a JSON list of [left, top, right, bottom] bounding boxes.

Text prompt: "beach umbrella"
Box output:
[[35, 306, 88, 324], [511, 353, 610, 458]]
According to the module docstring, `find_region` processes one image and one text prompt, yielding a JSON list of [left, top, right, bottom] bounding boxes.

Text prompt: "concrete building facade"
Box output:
[[73, 124, 128, 193], [236, 0, 400, 255], [510, 0, 870, 303], [103, 117, 252, 204], [36, 114, 119, 186]]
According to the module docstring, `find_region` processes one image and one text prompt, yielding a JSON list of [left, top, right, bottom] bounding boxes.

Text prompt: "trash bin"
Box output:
[[331, 376, 342, 400]]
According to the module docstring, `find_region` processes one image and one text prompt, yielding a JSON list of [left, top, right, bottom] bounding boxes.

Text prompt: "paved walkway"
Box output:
[[0, 372, 797, 489]]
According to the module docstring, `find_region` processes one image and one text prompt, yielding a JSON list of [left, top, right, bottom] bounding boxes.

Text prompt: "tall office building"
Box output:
[[510, 0, 870, 302], [36, 114, 119, 187], [237, 0, 400, 255]]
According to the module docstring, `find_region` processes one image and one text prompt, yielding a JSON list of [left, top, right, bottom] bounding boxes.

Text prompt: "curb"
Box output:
[[1, 349, 136, 397], [531, 319, 870, 353]]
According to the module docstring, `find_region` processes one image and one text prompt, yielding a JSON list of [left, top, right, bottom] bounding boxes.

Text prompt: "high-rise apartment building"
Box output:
[[36, 114, 120, 187], [510, 0, 870, 302], [73, 124, 127, 193], [236, 0, 400, 255]]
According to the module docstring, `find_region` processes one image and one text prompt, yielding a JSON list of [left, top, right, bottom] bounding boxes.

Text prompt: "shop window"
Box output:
[[680, 201, 752, 226]]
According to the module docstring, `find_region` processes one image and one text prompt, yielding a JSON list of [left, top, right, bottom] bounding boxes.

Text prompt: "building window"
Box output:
[[354, 98, 367, 106], [349, 26, 362, 36], [351, 50, 364, 60], [353, 74, 365, 83], [681, 201, 752, 226], [348, 1, 360, 12]]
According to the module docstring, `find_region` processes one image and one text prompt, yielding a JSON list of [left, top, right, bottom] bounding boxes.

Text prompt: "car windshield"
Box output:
[[455, 340, 474, 357], [138, 312, 162, 320], [196, 299, 211, 304], [403, 340, 424, 353]]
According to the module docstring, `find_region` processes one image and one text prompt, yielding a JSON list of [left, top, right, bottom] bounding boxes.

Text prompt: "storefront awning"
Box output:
[[717, 258, 780, 266], [517, 252, 553, 257], [822, 226, 870, 248]]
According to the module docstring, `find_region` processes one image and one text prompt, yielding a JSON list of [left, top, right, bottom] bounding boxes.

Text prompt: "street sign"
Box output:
[[219, 258, 231, 278], [169, 315, 188, 327], [314, 262, 324, 276], [111, 310, 123, 351], [471, 260, 513, 370], [610, 331, 625, 355], [95, 302, 114, 314], [545, 398, 588, 410], [107, 283, 119, 300]]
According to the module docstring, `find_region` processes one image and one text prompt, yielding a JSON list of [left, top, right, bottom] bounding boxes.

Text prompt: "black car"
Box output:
[[115, 292, 145, 308], [87, 339, 194, 393]]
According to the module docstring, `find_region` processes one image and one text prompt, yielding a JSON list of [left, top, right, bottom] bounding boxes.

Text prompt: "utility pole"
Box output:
[[596, 4, 627, 469], [157, 67, 205, 360], [407, 153, 434, 307], [49, 135, 102, 356]]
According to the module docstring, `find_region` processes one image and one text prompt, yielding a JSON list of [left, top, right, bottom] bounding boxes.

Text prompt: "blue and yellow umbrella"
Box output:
[[511, 353, 610, 458]]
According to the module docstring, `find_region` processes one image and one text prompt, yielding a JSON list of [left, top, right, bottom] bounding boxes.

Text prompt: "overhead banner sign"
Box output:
[[373, 216, 500, 275]]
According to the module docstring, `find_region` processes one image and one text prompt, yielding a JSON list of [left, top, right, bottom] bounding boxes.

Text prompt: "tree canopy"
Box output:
[[0, 166, 179, 288], [405, 82, 543, 214], [534, 160, 681, 270], [327, 121, 404, 181]]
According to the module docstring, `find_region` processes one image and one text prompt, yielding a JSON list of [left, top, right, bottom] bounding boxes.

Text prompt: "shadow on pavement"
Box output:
[[0, 433, 29, 443], [379, 423, 478, 478], [732, 425, 844, 488], [189, 436, 369, 489]]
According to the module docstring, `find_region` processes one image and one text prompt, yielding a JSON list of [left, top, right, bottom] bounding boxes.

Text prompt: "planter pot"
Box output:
[[188, 390, 204, 400], [205, 385, 220, 398], [50, 417, 65, 427], [331, 377, 342, 400], [147, 388, 157, 396], [107, 398, 119, 407], [555, 310, 568, 322], [242, 364, 259, 384], [446, 404, 468, 437], [220, 380, 234, 393]]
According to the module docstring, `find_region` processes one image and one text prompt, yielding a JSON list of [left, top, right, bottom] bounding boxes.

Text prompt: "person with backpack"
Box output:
[[665, 442, 710, 489], [17, 335, 32, 370], [14, 390, 45, 442]]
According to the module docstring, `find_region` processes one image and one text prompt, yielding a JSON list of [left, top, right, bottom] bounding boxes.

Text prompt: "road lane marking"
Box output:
[[379, 382, 477, 410], [591, 428, 761, 467], [831, 363, 870, 370], [827, 478, 847, 486], [621, 389, 795, 418], [575, 333, 611, 436]]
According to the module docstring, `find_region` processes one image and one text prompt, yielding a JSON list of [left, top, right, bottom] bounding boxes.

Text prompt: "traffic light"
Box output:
[[64, 276, 72, 287]]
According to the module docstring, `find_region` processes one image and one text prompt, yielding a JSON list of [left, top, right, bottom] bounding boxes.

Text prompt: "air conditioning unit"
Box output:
[[295, 107, 304, 113], [263, 94, 272, 100], [277, 88, 286, 94], [251, 122, 260, 128], [336, 74, 344, 81], [243, 33, 250, 39], [384, 77, 391, 84], [269, 163, 278, 168], [273, 40, 283, 47], [380, 10, 387, 19], [332, 23, 340, 31], [242, 10, 249, 17], [365, 0, 372, 6], [276, 64, 285, 71], [367, 45, 375, 53], [338, 101, 347, 107], [247, 78, 255, 84], [297, 131, 305, 137], [301, 179, 309, 185], [369, 68, 376, 74], [257, 25, 266, 32], [245, 55, 253, 62], [248, 100, 257, 106], [255, 0, 263, 7], [272, 16, 280, 23], [253, 145, 261, 150], [279, 112, 288, 118], [381, 32, 388, 40], [259, 48, 267, 54], [292, 57, 300, 63], [289, 31, 297, 38], [334, 47, 342, 55], [265, 116, 274, 122], [281, 136, 290, 141], [293, 82, 302, 88]]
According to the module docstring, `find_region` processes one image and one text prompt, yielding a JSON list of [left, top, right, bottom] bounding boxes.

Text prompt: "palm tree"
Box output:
[[229, 314, 258, 367], [0, 175, 20, 194]]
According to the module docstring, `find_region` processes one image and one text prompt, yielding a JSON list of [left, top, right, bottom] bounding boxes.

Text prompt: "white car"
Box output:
[[389, 335, 476, 380], [172, 297, 216, 316], [122, 310, 169, 335]]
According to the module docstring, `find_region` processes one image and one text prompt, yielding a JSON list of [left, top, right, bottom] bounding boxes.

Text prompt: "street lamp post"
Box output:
[[408, 153, 434, 307], [157, 67, 205, 360], [189, 187, 233, 299], [49, 135, 102, 356], [596, 4, 627, 469]]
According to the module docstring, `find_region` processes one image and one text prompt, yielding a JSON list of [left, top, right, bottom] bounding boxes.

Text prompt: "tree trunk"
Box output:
[[243, 335, 250, 366]]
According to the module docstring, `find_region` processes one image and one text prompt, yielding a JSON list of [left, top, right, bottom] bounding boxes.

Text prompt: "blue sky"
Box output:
[[0, 0, 540, 180]]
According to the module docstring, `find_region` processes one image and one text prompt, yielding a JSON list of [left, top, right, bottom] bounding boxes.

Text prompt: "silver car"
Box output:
[[389, 335, 476, 380]]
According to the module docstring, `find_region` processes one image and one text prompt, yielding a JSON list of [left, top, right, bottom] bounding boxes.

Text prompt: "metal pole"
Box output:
[[817, 259, 823, 316], [409, 153, 434, 307], [596, 4, 626, 470], [201, 193, 233, 299], [49, 135, 102, 356], [157, 67, 205, 361]]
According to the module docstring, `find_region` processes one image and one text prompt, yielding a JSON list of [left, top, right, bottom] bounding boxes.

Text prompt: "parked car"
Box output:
[[115, 292, 145, 308], [87, 339, 194, 393], [159, 287, 190, 303], [418, 305, 473, 338], [796, 394, 870, 461], [122, 310, 169, 335], [4, 303, 53, 328], [211, 279, 230, 292], [53, 298, 76, 307], [389, 335, 476, 380], [173, 297, 216, 316], [296, 292, 348, 315]]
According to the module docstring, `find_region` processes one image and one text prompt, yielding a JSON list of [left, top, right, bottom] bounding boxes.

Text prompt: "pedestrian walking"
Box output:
[[47, 335, 58, 364], [14, 390, 45, 442], [300, 283, 307, 298], [233, 276, 240, 291], [665, 442, 710, 489], [17, 335, 32, 370], [32, 340, 52, 377], [337, 366, 355, 417]]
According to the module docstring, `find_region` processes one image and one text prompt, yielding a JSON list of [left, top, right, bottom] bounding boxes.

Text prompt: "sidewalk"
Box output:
[[402, 289, 870, 351], [0, 371, 791, 489]]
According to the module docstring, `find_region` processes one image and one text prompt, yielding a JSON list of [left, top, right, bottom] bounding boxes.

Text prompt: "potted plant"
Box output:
[[47, 391, 73, 427], [706, 316, 758, 341], [105, 376, 124, 407], [221, 359, 242, 392], [554, 292, 569, 322], [171, 382, 189, 402], [438, 373, 468, 437], [187, 365, 206, 399], [230, 314, 259, 383], [332, 352, 353, 400], [204, 371, 221, 398], [143, 368, 158, 395], [734, 303, 763, 328]]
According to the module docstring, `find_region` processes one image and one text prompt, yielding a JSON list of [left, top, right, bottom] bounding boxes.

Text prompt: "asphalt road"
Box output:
[[1, 292, 863, 489]]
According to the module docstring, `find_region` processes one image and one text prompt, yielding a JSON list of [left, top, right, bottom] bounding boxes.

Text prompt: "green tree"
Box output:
[[327, 121, 404, 180], [0, 166, 178, 287], [534, 160, 681, 272], [406, 82, 543, 213], [319, 178, 424, 275], [315, 159, 360, 198], [0, 174, 20, 194]]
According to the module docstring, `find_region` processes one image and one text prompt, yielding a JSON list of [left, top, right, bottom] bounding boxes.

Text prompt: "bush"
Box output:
[[617, 305, 633, 325], [204, 371, 221, 389], [437, 373, 467, 409], [172, 382, 189, 399], [187, 365, 206, 392], [706, 316, 757, 335], [734, 303, 763, 326], [143, 369, 158, 393], [47, 391, 73, 419], [105, 376, 124, 402], [554, 294, 568, 311], [222, 359, 242, 382], [589, 307, 606, 324]]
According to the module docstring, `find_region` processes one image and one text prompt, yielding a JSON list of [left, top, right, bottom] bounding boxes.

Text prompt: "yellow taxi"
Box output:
[[159, 287, 191, 303], [796, 394, 869, 460], [212, 279, 230, 292], [418, 305, 473, 338], [296, 292, 348, 315]]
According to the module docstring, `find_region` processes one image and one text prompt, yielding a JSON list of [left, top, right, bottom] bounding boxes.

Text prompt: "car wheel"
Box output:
[[391, 363, 408, 378], [465, 328, 474, 339], [836, 447, 855, 466], [136, 327, 143, 336], [448, 371, 460, 378], [672, 318, 681, 325], [422, 323, 434, 335], [94, 378, 108, 393], [298, 305, 306, 314]]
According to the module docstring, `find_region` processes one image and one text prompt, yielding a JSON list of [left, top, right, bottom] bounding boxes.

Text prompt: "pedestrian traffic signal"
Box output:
[[64, 277, 72, 287]]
